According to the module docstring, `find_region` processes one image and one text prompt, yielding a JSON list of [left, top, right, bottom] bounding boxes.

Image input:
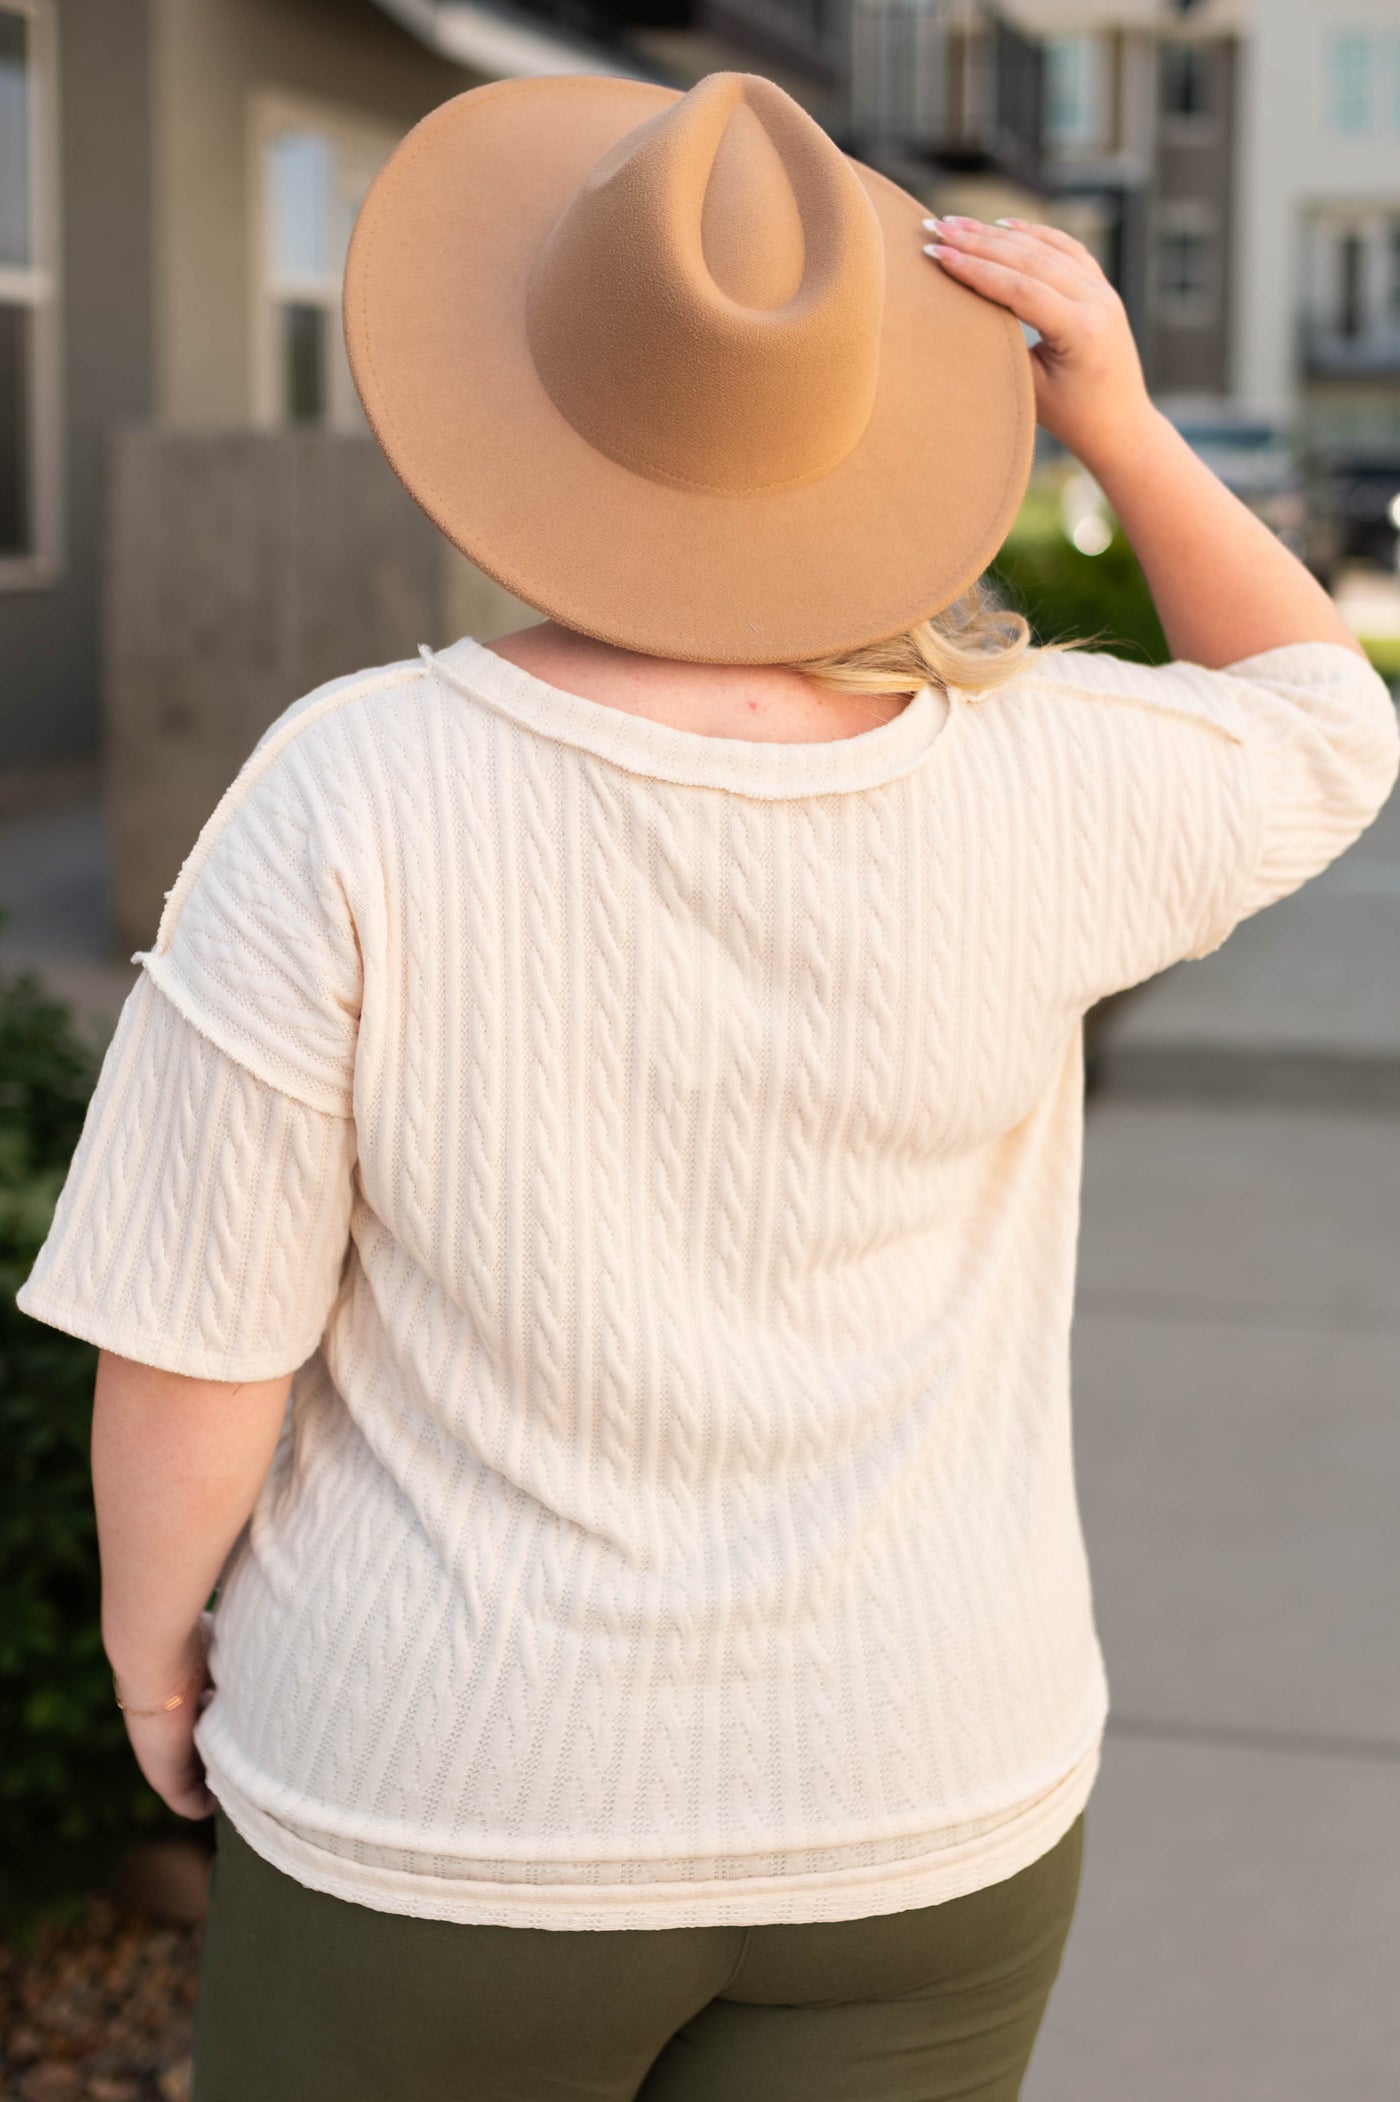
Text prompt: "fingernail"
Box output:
[[922, 243, 953, 260], [942, 215, 980, 230], [994, 217, 1018, 228], [921, 216, 943, 231]]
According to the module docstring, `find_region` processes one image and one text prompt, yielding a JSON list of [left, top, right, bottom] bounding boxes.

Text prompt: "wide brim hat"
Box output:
[[344, 70, 1034, 664]]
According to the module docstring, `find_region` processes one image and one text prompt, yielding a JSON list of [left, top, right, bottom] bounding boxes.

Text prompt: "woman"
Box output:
[[20, 71, 1397, 2102]]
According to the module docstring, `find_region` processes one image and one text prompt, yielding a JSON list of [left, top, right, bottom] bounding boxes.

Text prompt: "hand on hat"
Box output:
[[921, 218, 1153, 477]]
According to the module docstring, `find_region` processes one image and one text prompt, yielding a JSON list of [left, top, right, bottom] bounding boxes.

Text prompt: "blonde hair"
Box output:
[[787, 574, 1037, 703]]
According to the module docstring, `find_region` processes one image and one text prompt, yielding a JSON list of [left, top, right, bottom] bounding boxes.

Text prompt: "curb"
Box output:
[[1093, 1043, 1400, 1111]]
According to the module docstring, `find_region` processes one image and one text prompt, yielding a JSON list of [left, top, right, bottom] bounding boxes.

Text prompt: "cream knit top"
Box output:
[[21, 635, 1398, 1930]]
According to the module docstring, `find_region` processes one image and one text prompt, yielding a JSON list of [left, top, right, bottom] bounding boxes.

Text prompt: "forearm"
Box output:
[[1079, 408, 1366, 671], [92, 1349, 291, 1699], [921, 219, 1368, 672]]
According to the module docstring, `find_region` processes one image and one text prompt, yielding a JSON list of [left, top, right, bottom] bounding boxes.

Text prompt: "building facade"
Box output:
[[1004, 0, 1246, 400], [0, 0, 1046, 782], [1009, 0, 1400, 553], [1238, 0, 1400, 561], [1, 0, 516, 773], [4, 0, 1396, 790]]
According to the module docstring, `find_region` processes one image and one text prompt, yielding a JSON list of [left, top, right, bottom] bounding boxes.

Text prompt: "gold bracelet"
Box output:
[[112, 1641, 207, 1717]]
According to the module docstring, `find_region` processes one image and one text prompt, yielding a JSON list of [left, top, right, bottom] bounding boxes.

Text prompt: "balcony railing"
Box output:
[[697, 0, 847, 76], [1301, 319, 1400, 381], [848, 0, 1041, 178], [390, 0, 1042, 179]]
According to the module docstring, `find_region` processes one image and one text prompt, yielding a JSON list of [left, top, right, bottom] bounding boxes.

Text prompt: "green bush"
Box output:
[[0, 958, 178, 1930], [990, 487, 1169, 665], [1361, 634, 1400, 682]]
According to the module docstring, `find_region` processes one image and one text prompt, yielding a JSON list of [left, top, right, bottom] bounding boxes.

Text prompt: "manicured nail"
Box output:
[[923, 243, 955, 260], [994, 217, 1018, 228], [941, 215, 981, 230], [921, 216, 943, 231]]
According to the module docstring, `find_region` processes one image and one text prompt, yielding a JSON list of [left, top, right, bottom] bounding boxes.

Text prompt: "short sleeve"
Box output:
[[1022, 640, 1399, 1010], [16, 973, 357, 1381], [136, 707, 364, 1118], [1216, 642, 1400, 923]]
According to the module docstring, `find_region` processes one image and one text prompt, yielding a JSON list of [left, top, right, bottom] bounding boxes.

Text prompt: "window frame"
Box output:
[[1043, 32, 1110, 153], [0, 0, 63, 593], [1326, 29, 1372, 136], [1307, 211, 1400, 366], [249, 90, 401, 435], [1337, 228, 1367, 341], [1158, 38, 1218, 143], [1152, 200, 1219, 329]]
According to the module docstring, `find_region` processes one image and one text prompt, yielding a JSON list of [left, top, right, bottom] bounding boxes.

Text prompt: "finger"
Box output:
[[926, 220, 1097, 298], [923, 244, 1080, 342], [993, 219, 1097, 264], [167, 1781, 218, 1819]]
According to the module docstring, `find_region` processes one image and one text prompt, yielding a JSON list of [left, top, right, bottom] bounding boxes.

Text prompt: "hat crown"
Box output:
[[524, 72, 886, 496]]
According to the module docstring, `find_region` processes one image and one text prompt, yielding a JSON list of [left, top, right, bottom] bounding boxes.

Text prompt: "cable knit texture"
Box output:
[[20, 635, 1398, 1929]]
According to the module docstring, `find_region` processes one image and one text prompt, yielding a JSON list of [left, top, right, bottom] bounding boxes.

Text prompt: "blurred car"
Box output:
[[1030, 404, 1311, 562], [1327, 461, 1400, 571], [1158, 401, 1309, 552]]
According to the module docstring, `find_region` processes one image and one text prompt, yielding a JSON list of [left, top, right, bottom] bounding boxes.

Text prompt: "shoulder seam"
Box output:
[[138, 956, 355, 1118], [1010, 667, 1249, 747], [136, 662, 426, 960]]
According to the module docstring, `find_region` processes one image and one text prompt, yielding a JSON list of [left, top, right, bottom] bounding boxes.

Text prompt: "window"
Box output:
[[255, 99, 398, 431], [1159, 226, 1209, 302], [1155, 205, 1217, 325], [1338, 230, 1366, 340], [0, 0, 60, 588], [1305, 214, 1400, 368], [1161, 42, 1212, 124], [1328, 32, 1371, 133], [1044, 35, 1109, 151]]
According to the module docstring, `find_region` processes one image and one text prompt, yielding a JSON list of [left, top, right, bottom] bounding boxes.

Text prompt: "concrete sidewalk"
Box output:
[[1094, 777, 1400, 1108], [1028, 780, 1400, 2098], [1026, 1098, 1400, 2101]]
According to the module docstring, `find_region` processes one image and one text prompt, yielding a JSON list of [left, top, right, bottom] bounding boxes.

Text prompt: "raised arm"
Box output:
[[922, 215, 1367, 669], [93, 1350, 292, 1817]]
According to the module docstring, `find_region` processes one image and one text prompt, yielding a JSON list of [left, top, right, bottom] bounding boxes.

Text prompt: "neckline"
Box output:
[[423, 636, 963, 800]]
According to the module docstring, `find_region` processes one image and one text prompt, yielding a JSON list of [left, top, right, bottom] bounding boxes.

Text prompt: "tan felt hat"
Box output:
[[344, 69, 1034, 664]]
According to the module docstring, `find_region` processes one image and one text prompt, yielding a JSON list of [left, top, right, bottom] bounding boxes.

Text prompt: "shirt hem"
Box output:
[[200, 1727, 1104, 1932]]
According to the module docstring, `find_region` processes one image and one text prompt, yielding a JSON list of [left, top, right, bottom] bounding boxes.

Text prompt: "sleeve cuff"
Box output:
[[15, 1277, 323, 1384]]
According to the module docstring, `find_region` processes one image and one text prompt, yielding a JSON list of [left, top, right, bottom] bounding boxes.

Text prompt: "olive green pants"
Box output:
[[193, 1808, 1084, 2102]]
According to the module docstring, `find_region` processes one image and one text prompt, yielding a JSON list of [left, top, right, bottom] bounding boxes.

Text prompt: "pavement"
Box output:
[[1027, 743, 1400, 2099], [1094, 783, 1400, 1109], [2, 753, 1398, 2097], [1027, 1094, 1400, 2101]]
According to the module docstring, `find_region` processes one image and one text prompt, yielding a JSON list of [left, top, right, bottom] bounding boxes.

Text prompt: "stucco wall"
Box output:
[[0, 0, 154, 769], [1234, 0, 1400, 415], [153, 0, 484, 427], [104, 428, 537, 950], [104, 428, 467, 949]]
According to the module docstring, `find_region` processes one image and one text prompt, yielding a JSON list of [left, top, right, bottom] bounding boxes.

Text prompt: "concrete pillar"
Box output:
[[102, 425, 533, 951]]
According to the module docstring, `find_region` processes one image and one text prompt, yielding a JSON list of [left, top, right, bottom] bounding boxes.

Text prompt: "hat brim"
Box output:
[[344, 75, 1035, 664]]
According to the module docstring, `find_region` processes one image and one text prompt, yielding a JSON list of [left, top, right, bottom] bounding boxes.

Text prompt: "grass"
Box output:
[[1360, 634, 1400, 681]]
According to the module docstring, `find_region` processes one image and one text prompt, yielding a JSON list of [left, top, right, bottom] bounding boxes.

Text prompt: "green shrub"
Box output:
[[991, 488, 1169, 665], [0, 958, 178, 1931], [1361, 634, 1400, 682]]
